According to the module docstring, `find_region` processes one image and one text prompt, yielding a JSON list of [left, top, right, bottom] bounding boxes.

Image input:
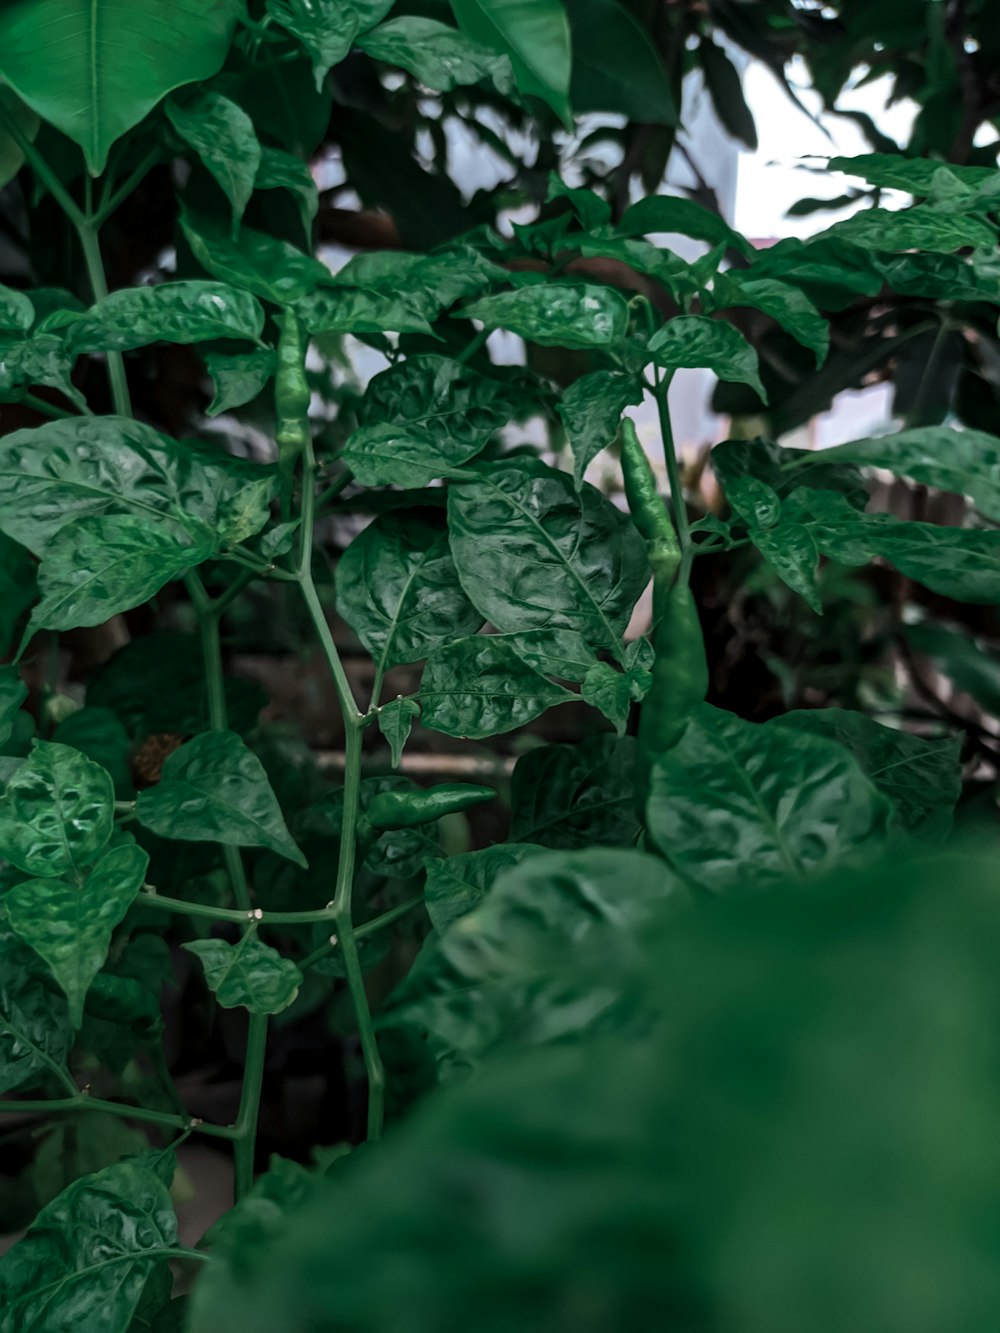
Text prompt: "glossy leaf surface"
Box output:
[[649, 315, 766, 401], [0, 921, 73, 1095], [509, 734, 642, 848], [266, 0, 394, 87], [463, 283, 630, 351], [557, 370, 643, 487], [0, 740, 113, 879], [377, 697, 421, 767], [566, 0, 676, 124], [204, 348, 276, 416], [419, 636, 573, 738], [181, 208, 332, 307], [360, 17, 515, 94], [450, 0, 572, 123], [166, 90, 261, 230], [0, 664, 26, 749], [184, 934, 303, 1013], [66, 281, 265, 354]]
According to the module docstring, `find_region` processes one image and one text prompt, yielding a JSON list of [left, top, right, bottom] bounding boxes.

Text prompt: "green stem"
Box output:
[[456, 326, 490, 364], [316, 467, 354, 512], [652, 367, 691, 584], [94, 146, 159, 226], [21, 392, 79, 420], [138, 891, 424, 935], [233, 1013, 268, 1199], [0, 1094, 238, 1141], [0, 104, 84, 227], [77, 219, 131, 417]]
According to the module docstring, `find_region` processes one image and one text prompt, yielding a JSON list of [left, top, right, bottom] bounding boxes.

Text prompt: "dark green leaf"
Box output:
[[700, 36, 757, 148], [461, 283, 630, 351], [423, 842, 542, 932], [708, 274, 828, 366], [419, 636, 573, 738], [360, 17, 515, 93], [495, 627, 599, 682], [450, 0, 572, 124], [447, 459, 648, 650], [557, 369, 643, 487], [649, 316, 766, 401], [184, 934, 303, 1013], [0, 0, 241, 171], [336, 513, 483, 671], [337, 248, 507, 320], [0, 664, 27, 749], [52, 707, 133, 799], [618, 194, 751, 256], [0, 86, 39, 189], [776, 708, 962, 841], [0, 331, 84, 410], [342, 423, 479, 487], [565, 0, 676, 125], [204, 348, 276, 416], [180, 207, 332, 307], [747, 234, 883, 308], [254, 147, 319, 233], [826, 205, 996, 253], [646, 705, 894, 890], [711, 436, 868, 509], [136, 731, 307, 866], [0, 740, 113, 879], [0, 1155, 179, 1327], [296, 287, 434, 337], [266, 0, 393, 87], [581, 660, 632, 736], [906, 621, 1000, 716], [7, 843, 149, 1027], [377, 697, 421, 768], [0, 920, 73, 1094], [509, 733, 641, 848], [165, 90, 261, 232], [829, 153, 997, 195], [0, 283, 32, 332], [0, 531, 36, 657], [545, 173, 611, 230]]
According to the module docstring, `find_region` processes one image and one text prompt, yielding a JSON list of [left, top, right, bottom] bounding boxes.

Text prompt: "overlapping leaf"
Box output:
[[184, 934, 303, 1013]]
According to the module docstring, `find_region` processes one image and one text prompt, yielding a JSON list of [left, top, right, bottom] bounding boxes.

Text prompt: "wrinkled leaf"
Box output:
[[0, 920, 73, 1095], [204, 348, 276, 417], [420, 636, 573, 738], [423, 842, 542, 933], [184, 934, 303, 1014], [649, 315, 766, 401], [0, 664, 27, 749], [166, 90, 261, 231], [360, 17, 515, 94], [557, 370, 644, 487], [509, 733, 641, 848], [377, 697, 421, 768], [181, 207, 332, 307], [462, 283, 630, 351], [0, 740, 113, 879], [266, 0, 393, 87]]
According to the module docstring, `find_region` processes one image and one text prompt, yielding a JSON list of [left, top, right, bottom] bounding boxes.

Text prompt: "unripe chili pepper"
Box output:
[[364, 783, 496, 832], [619, 417, 679, 584], [275, 310, 310, 517]]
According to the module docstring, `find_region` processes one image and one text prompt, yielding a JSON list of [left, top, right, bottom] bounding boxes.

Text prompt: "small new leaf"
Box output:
[[184, 934, 303, 1014]]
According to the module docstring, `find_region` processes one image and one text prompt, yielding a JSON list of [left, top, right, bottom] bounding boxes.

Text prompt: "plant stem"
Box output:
[[0, 1093, 238, 1141], [21, 392, 79, 420], [138, 891, 424, 935], [77, 218, 131, 417], [651, 367, 691, 583], [95, 146, 160, 226], [233, 1013, 268, 1199]]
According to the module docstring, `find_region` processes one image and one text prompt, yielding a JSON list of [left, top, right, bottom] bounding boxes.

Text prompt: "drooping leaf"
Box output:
[[29, 514, 215, 634], [648, 315, 767, 401], [829, 153, 997, 195], [0, 740, 113, 879], [826, 205, 996, 254], [711, 436, 868, 510], [0, 331, 85, 410], [254, 147, 319, 234], [204, 347, 276, 416], [580, 661, 633, 736], [423, 842, 542, 932], [905, 621, 1000, 716], [776, 709, 962, 841], [708, 274, 829, 366], [180, 207, 332, 307], [557, 370, 644, 487], [7, 843, 149, 1027], [618, 194, 752, 256], [448, 459, 648, 650], [342, 424, 480, 487], [336, 513, 484, 672], [419, 636, 573, 738], [184, 934, 303, 1014], [545, 173, 612, 230], [450, 0, 572, 124], [699, 36, 757, 148], [0, 1155, 179, 1328], [360, 17, 515, 94], [63, 281, 265, 354], [509, 733, 641, 848], [377, 697, 421, 768], [565, 0, 676, 125], [136, 731, 307, 866], [461, 283, 630, 351], [0, 414, 275, 555], [0, 0, 242, 172], [52, 706, 133, 799], [0, 920, 73, 1095], [165, 89, 261, 231], [266, 0, 394, 88], [646, 705, 894, 891], [28, 1114, 151, 1219], [0, 664, 27, 749], [0, 283, 33, 333]]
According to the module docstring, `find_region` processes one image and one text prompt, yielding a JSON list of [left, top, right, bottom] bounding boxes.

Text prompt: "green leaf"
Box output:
[[419, 636, 573, 738], [461, 283, 630, 351], [747, 234, 883, 309], [0, 414, 275, 555], [0, 283, 33, 333], [545, 173, 611, 230], [0, 740, 113, 879], [390, 847, 679, 1061], [905, 621, 1000, 716], [776, 709, 962, 842], [184, 934, 303, 1014], [557, 370, 643, 487], [7, 843, 148, 1028], [829, 153, 997, 195], [204, 348, 276, 416], [29, 514, 215, 634], [254, 147, 319, 234], [0, 331, 84, 410], [342, 424, 479, 487], [377, 697, 421, 768], [336, 247, 507, 318], [29, 1114, 150, 1217], [711, 437, 868, 510], [815, 426, 1000, 522], [296, 287, 434, 337], [336, 513, 483, 671], [497, 627, 599, 682], [0, 86, 40, 189], [180, 207, 332, 307], [581, 661, 633, 736], [0, 664, 27, 749], [0, 919, 73, 1094], [136, 731, 307, 867], [649, 315, 767, 402], [266, 0, 394, 88], [450, 0, 572, 124], [0, 532, 36, 657], [826, 205, 996, 254], [646, 705, 894, 890], [565, 0, 676, 125], [700, 36, 757, 149], [360, 17, 515, 94], [423, 842, 542, 932], [165, 90, 261, 232], [618, 194, 751, 256], [447, 459, 648, 650], [0, 0, 242, 173], [0, 1155, 179, 1328], [52, 706, 133, 800], [708, 274, 828, 366], [509, 733, 641, 848], [65, 280, 280, 354]]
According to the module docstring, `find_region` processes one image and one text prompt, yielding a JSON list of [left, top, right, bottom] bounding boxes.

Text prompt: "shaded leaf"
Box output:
[[509, 733, 641, 848], [0, 283, 33, 332], [52, 707, 133, 800], [423, 842, 542, 932], [0, 920, 73, 1095], [184, 934, 302, 1014], [266, 0, 393, 87], [618, 194, 751, 256], [204, 348, 276, 416], [0, 664, 27, 749], [826, 205, 996, 253], [419, 636, 573, 738], [581, 661, 633, 736], [254, 147, 319, 235], [700, 36, 756, 148], [450, 0, 572, 124], [360, 17, 515, 94], [708, 274, 828, 366], [461, 283, 630, 351], [166, 90, 261, 231], [180, 207, 332, 307], [557, 370, 643, 487], [566, 0, 676, 125], [906, 621, 1000, 716], [342, 423, 479, 487], [377, 697, 421, 768]]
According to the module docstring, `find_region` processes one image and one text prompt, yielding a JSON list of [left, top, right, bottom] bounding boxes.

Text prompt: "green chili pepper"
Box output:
[[619, 417, 679, 584], [364, 783, 496, 832], [635, 580, 708, 811], [275, 309, 310, 516]]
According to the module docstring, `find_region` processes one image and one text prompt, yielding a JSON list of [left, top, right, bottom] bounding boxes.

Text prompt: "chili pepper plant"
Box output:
[[0, 2, 997, 1329]]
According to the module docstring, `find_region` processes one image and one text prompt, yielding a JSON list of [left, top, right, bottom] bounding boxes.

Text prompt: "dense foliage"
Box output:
[[0, 1, 997, 1330]]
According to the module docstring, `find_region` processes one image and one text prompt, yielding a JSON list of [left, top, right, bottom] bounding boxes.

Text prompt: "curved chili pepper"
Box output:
[[364, 783, 496, 832]]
